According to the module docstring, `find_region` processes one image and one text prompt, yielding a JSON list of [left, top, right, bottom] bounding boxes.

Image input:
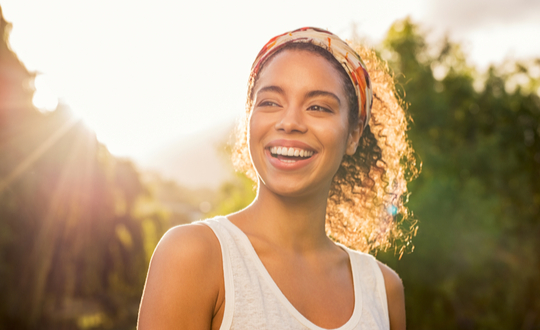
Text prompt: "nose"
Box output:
[[274, 105, 307, 134]]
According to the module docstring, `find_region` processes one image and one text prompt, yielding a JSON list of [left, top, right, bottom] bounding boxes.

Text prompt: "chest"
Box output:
[[258, 252, 355, 329], [208, 218, 389, 330]]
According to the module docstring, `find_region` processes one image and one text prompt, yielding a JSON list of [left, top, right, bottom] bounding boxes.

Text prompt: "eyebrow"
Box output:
[[256, 86, 341, 105], [256, 85, 285, 97], [305, 90, 341, 106]]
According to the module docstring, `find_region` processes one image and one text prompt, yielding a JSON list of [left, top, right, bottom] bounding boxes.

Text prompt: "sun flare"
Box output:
[[32, 74, 58, 112]]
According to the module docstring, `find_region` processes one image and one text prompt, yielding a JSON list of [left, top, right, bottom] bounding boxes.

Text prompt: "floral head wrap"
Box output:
[[250, 27, 373, 129]]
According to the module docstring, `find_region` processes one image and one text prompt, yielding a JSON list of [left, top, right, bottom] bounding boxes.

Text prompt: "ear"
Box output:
[[345, 121, 362, 156]]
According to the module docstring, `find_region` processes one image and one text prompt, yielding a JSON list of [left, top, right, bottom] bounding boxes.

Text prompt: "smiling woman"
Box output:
[[248, 48, 356, 199], [138, 27, 417, 330]]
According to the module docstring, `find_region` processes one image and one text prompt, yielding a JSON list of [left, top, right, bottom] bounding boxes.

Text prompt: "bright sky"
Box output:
[[2, 0, 539, 160]]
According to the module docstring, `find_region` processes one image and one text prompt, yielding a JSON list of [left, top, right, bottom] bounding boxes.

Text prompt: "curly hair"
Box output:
[[232, 42, 419, 254]]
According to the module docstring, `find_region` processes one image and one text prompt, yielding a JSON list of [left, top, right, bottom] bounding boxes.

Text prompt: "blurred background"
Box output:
[[0, 0, 539, 329]]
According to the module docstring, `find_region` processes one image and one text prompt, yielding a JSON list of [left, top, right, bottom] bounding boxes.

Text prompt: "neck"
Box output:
[[233, 181, 333, 253]]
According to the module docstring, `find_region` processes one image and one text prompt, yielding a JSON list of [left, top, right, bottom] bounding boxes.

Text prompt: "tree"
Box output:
[[378, 17, 540, 329], [0, 7, 167, 329]]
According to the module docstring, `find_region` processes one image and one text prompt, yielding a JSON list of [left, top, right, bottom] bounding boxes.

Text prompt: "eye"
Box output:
[[307, 105, 332, 113], [258, 101, 280, 107]]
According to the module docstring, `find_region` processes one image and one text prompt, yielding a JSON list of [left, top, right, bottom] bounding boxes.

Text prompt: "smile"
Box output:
[[267, 146, 315, 164], [270, 147, 314, 158]]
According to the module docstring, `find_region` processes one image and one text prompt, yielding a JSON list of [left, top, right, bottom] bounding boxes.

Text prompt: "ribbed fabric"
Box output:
[[202, 216, 390, 330]]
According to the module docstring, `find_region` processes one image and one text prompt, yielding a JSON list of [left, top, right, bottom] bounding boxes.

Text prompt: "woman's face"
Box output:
[[248, 49, 361, 198]]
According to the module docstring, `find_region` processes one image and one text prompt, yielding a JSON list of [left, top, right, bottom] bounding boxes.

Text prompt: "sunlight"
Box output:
[[32, 74, 58, 112], [0, 117, 80, 194], [2, 0, 538, 161]]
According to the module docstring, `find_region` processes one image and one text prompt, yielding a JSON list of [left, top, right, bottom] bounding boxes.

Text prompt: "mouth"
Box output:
[[267, 146, 315, 163]]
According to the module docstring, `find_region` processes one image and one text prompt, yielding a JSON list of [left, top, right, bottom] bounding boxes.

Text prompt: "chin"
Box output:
[[260, 177, 327, 200]]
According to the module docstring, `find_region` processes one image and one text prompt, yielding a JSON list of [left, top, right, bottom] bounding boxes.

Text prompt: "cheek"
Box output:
[[247, 114, 256, 160], [329, 130, 350, 162], [337, 114, 353, 151], [247, 111, 259, 149], [248, 109, 275, 139], [317, 118, 350, 151], [247, 111, 268, 160], [324, 125, 351, 172]]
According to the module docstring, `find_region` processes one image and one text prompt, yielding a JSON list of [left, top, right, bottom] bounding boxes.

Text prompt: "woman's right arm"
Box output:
[[137, 223, 224, 330]]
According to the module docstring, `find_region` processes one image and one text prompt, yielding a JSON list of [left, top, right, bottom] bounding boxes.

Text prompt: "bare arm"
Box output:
[[377, 261, 406, 330], [137, 223, 224, 330]]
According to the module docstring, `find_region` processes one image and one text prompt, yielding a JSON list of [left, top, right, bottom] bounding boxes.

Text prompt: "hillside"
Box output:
[[136, 121, 237, 189]]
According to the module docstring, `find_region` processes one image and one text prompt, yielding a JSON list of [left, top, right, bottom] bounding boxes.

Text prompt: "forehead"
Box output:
[[254, 49, 346, 96]]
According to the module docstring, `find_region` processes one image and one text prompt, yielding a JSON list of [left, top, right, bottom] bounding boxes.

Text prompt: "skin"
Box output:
[[137, 50, 406, 330]]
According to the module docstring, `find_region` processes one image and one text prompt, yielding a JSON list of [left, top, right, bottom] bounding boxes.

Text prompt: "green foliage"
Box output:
[[142, 172, 219, 225], [209, 172, 256, 217], [377, 17, 540, 329]]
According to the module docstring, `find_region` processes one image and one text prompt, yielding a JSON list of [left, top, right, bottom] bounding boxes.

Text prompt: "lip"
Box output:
[[264, 139, 318, 171]]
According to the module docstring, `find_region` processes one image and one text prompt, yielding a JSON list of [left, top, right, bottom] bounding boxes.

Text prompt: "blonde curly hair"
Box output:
[[232, 42, 419, 254]]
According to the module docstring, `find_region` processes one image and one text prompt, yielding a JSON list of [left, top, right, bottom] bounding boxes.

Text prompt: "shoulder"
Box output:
[[376, 261, 406, 330], [346, 250, 404, 299], [155, 221, 222, 264], [149, 221, 224, 287], [376, 261, 404, 297], [138, 222, 224, 329]]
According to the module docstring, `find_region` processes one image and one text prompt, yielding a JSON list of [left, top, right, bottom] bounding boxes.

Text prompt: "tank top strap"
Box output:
[[345, 249, 390, 329], [199, 217, 235, 330]]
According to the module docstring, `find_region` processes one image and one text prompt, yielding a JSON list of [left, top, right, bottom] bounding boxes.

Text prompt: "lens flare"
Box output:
[[387, 205, 398, 216], [32, 74, 58, 112]]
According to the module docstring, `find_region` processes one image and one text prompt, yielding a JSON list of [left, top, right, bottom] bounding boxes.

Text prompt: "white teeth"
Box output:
[[269, 146, 314, 158], [287, 148, 294, 156]]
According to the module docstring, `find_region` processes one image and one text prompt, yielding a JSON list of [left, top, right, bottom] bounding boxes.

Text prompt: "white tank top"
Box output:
[[202, 217, 390, 330]]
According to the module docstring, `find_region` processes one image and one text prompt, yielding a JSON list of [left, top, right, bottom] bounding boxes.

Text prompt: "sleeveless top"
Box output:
[[201, 217, 390, 330]]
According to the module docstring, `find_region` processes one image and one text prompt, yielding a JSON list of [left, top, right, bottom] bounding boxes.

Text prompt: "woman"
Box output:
[[138, 27, 416, 330]]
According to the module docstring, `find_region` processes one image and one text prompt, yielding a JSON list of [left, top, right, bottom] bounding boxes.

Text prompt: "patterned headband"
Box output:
[[250, 27, 372, 129]]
